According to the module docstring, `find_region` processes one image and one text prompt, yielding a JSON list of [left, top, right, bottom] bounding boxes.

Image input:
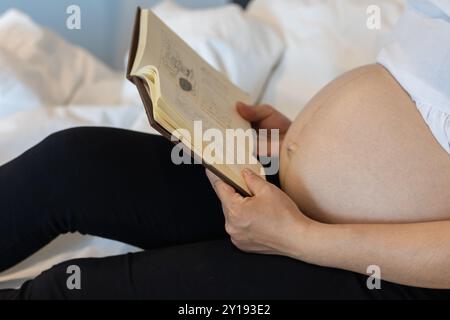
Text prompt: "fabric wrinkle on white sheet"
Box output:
[[377, 0, 450, 154], [0, 9, 116, 118]]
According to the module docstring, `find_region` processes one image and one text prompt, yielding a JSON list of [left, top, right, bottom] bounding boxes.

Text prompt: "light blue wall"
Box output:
[[0, 0, 229, 69]]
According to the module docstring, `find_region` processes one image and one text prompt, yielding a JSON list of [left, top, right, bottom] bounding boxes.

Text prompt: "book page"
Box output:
[[131, 9, 265, 192], [132, 9, 251, 133]]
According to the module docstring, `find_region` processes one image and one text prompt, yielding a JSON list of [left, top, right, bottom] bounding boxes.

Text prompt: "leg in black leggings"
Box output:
[[0, 127, 225, 272], [1, 127, 449, 299]]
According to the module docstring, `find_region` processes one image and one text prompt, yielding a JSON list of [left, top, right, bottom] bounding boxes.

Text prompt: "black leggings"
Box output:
[[0, 127, 448, 299]]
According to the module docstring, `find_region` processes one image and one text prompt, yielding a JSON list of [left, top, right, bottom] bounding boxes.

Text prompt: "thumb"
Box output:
[[236, 102, 273, 123], [206, 169, 243, 203], [242, 168, 269, 195]]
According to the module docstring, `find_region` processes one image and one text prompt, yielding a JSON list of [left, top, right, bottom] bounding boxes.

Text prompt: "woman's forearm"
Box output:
[[290, 218, 450, 289]]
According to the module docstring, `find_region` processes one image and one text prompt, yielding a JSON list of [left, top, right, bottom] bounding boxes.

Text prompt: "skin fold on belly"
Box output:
[[279, 64, 450, 224]]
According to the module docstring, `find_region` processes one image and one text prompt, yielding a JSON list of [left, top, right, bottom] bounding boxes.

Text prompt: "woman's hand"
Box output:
[[236, 102, 291, 156], [206, 168, 314, 257], [207, 166, 450, 288]]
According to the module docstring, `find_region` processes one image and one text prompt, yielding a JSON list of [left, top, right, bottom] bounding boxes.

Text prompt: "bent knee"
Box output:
[[37, 127, 134, 162], [42, 127, 104, 148]]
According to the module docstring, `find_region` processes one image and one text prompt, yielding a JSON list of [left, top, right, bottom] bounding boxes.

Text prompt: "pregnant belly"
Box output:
[[279, 64, 450, 224]]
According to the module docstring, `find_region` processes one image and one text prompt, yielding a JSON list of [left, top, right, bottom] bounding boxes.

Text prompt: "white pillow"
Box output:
[[0, 48, 42, 117], [123, 1, 284, 105], [247, 0, 405, 119], [0, 9, 115, 117]]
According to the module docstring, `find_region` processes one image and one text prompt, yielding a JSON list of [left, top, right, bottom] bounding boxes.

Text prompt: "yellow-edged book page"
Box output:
[[130, 9, 265, 194]]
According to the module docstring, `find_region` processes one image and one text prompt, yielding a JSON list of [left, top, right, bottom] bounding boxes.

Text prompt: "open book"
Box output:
[[126, 8, 265, 196]]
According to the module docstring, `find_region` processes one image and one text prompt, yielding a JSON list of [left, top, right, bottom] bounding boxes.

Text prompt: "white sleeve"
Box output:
[[377, 0, 450, 113]]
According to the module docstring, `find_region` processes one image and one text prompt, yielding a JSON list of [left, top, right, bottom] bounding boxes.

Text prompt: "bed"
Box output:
[[0, 0, 405, 289]]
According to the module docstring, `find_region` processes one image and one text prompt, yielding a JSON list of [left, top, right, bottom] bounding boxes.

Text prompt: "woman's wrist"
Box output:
[[287, 218, 363, 272], [280, 214, 322, 260], [283, 215, 343, 267]]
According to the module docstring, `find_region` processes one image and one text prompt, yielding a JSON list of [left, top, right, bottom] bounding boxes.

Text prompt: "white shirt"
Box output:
[[377, 0, 450, 153]]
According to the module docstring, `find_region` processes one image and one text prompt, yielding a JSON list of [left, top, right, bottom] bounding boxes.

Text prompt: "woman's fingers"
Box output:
[[236, 102, 291, 133], [236, 102, 274, 123], [205, 169, 243, 204], [242, 168, 270, 196]]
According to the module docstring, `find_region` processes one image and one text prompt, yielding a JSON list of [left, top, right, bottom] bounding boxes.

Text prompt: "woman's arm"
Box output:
[[211, 102, 450, 289], [298, 220, 450, 289], [207, 167, 450, 289]]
